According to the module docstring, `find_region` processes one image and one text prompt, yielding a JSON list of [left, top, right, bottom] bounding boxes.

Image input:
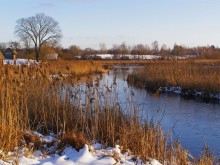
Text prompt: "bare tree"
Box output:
[[172, 43, 185, 59], [108, 44, 120, 59], [23, 36, 32, 55], [69, 45, 82, 56], [0, 42, 7, 52], [131, 44, 147, 59], [160, 44, 169, 57], [9, 41, 20, 50], [152, 40, 159, 55], [15, 13, 62, 61], [119, 42, 129, 58], [83, 48, 95, 55], [99, 42, 107, 54]]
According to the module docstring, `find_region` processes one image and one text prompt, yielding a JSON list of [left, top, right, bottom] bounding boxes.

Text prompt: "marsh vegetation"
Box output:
[[128, 60, 220, 101]]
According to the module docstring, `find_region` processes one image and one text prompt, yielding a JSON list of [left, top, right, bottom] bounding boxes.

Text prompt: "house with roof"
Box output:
[[45, 53, 58, 60], [3, 48, 17, 60]]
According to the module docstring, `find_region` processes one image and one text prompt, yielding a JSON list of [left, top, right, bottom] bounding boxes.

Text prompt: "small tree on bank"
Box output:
[[15, 13, 62, 61]]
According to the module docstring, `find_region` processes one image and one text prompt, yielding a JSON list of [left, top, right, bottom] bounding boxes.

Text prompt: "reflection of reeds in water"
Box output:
[[0, 63, 216, 164]]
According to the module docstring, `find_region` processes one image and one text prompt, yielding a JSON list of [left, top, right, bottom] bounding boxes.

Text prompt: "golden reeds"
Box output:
[[128, 60, 220, 93]]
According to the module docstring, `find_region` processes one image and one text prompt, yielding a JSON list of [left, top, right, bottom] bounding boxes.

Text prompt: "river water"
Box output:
[[76, 65, 220, 158]]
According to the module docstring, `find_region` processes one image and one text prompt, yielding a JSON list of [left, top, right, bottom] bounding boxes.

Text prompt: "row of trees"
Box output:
[[65, 43, 220, 59], [1, 40, 220, 60], [0, 13, 220, 60]]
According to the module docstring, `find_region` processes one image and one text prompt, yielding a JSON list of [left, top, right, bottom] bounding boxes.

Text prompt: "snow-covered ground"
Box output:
[[95, 54, 161, 60], [76, 54, 197, 60], [3, 59, 37, 65], [88, 54, 161, 60], [76, 54, 161, 60], [160, 86, 220, 100], [0, 132, 162, 165]]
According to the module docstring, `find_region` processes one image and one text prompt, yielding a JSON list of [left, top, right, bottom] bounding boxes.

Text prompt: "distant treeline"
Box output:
[[0, 41, 220, 60]]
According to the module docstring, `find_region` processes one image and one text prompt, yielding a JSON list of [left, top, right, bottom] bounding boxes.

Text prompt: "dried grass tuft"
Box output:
[[22, 132, 42, 150], [58, 132, 88, 151]]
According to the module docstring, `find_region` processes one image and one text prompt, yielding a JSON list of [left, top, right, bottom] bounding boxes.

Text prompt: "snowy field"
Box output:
[[76, 54, 196, 60], [0, 132, 162, 165], [3, 59, 37, 65], [96, 54, 161, 60], [82, 54, 161, 60]]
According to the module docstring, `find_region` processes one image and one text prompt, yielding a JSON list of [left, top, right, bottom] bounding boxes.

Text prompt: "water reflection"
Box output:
[[99, 66, 220, 157]]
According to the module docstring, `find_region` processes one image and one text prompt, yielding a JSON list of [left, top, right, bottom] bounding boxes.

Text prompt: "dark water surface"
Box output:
[[78, 66, 220, 157]]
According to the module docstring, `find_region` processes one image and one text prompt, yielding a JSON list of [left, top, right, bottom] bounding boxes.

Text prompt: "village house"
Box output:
[[3, 48, 17, 60], [45, 53, 58, 60]]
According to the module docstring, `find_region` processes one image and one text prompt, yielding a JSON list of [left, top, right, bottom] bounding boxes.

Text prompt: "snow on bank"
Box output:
[[160, 86, 220, 101], [0, 132, 162, 165], [16, 145, 161, 165], [17, 145, 162, 165], [3, 59, 37, 65]]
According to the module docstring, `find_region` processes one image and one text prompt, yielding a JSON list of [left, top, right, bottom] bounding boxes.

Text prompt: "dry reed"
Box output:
[[128, 60, 220, 93]]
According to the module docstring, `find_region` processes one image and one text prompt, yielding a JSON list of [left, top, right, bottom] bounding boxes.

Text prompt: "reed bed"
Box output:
[[128, 60, 220, 93], [43, 59, 106, 76], [0, 62, 217, 164]]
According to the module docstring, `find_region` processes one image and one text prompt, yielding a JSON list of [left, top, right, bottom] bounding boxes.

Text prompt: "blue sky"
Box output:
[[1, 0, 220, 49]]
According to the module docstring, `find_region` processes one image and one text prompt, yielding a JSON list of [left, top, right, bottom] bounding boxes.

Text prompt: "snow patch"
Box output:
[[0, 142, 162, 165], [3, 59, 38, 65]]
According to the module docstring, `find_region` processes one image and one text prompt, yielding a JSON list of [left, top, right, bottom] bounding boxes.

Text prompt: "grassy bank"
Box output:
[[128, 60, 220, 94], [42, 59, 106, 76], [0, 62, 216, 164]]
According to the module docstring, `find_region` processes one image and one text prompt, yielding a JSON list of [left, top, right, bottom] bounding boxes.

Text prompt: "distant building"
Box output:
[[3, 48, 17, 60], [45, 54, 58, 60]]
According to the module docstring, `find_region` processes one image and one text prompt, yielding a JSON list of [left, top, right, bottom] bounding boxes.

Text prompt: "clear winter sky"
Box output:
[[1, 0, 220, 49]]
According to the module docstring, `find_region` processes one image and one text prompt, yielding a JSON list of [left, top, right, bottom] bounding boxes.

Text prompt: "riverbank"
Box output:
[[0, 59, 106, 79], [0, 131, 162, 165], [127, 60, 220, 101], [158, 86, 220, 102], [42, 59, 106, 76]]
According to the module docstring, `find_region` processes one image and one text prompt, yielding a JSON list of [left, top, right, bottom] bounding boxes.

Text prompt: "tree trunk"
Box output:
[[35, 47, 39, 62]]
